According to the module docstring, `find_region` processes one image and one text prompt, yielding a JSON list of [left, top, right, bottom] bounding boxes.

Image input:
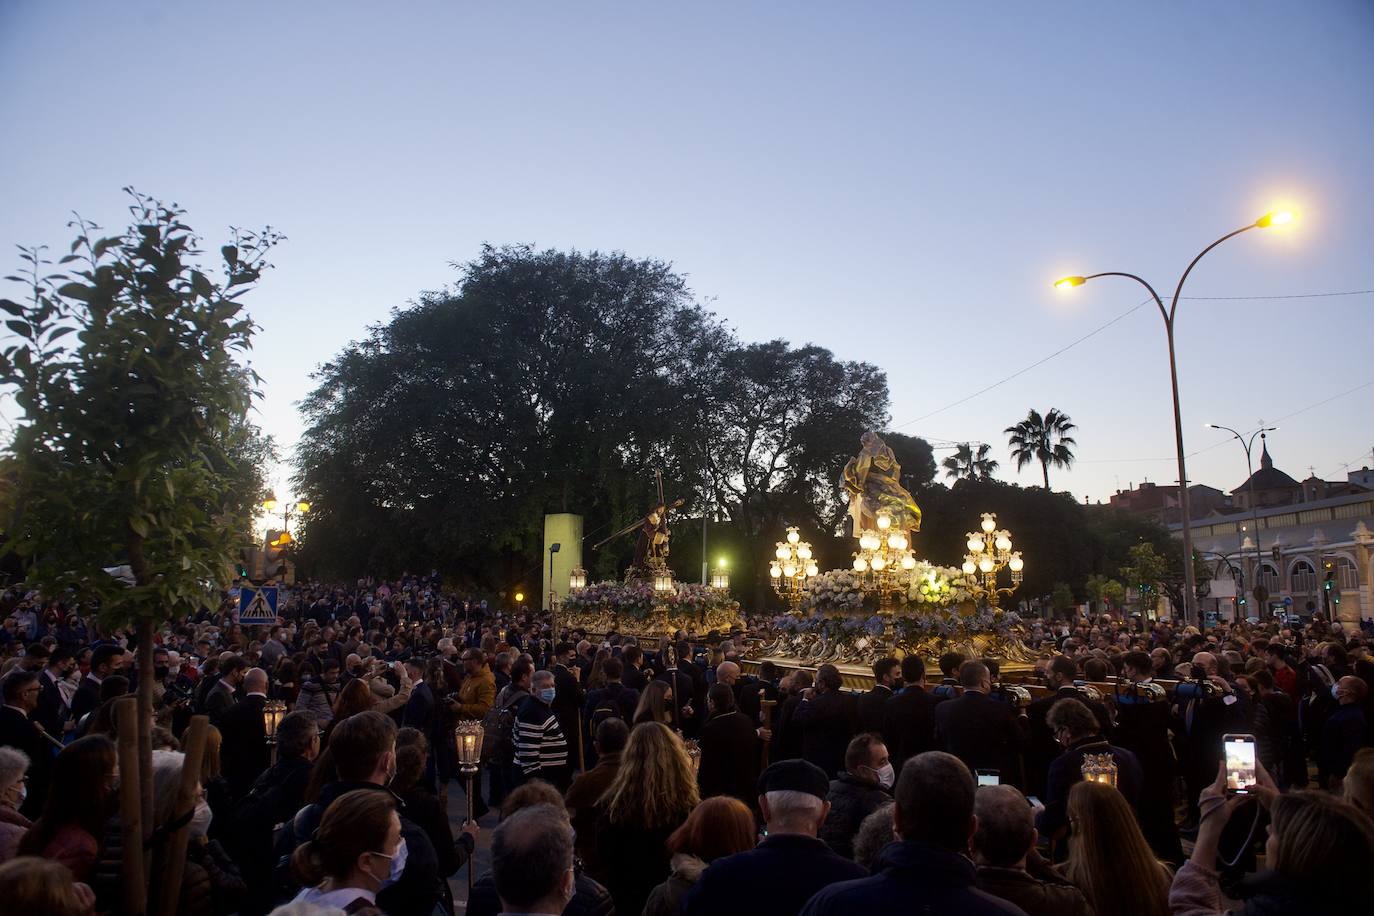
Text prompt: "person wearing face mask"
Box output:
[[696, 683, 763, 806], [289, 788, 403, 915], [514, 670, 571, 790], [1317, 675, 1369, 791], [149, 749, 245, 916], [277, 710, 440, 915], [0, 747, 32, 861], [820, 733, 894, 860]]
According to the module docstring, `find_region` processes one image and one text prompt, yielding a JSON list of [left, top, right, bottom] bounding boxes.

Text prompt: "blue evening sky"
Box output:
[[2, 1, 1371, 506]]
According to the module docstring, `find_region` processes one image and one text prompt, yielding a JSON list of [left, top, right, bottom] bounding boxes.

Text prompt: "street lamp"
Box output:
[[262, 699, 287, 763], [1054, 208, 1294, 626], [1207, 423, 1278, 612], [454, 720, 484, 892]]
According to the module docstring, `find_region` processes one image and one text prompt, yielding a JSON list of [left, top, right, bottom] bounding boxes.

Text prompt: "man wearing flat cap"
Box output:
[[684, 759, 866, 916]]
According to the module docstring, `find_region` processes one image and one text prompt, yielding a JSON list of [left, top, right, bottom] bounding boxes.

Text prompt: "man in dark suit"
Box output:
[[857, 658, 899, 735], [1113, 650, 1182, 862], [205, 656, 246, 725], [552, 643, 586, 769], [884, 655, 939, 776], [0, 670, 51, 817], [584, 657, 639, 727], [401, 657, 436, 735], [34, 648, 76, 740], [794, 665, 858, 778], [70, 644, 123, 727], [1025, 655, 1112, 797], [218, 667, 271, 800], [697, 684, 762, 804], [934, 661, 1026, 787]]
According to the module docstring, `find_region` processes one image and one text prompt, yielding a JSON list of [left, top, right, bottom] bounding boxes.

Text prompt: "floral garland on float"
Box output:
[[560, 579, 742, 636]]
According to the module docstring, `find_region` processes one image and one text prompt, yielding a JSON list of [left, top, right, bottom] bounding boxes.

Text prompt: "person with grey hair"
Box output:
[[800, 751, 1022, 915], [852, 800, 895, 872], [974, 784, 1093, 916], [685, 759, 864, 916], [491, 803, 576, 915], [1038, 697, 1141, 845], [0, 746, 31, 861], [514, 670, 570, 790]]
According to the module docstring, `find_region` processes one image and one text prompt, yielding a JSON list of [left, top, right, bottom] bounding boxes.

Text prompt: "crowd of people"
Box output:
[[1, 574, 1373, 915]]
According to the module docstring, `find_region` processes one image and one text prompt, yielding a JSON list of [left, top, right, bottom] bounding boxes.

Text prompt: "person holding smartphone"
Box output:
[[1170, 758, 1374, 914]]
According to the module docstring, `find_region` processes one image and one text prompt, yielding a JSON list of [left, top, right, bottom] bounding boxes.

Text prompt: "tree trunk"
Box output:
[[137, 615, 155, 879], [155, 715, 209, 916], [1041, 462, 1050, 490], [115, 697, 147, 916]]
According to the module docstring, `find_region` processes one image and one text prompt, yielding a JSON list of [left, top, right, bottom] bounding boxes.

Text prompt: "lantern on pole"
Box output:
[[454, 720, 485, 891]]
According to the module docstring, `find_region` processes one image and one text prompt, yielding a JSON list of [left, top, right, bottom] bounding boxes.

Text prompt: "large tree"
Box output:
[[0, 190, 276, 913], [1005, 407, 1077, 490], [295, 244, 732, 584]]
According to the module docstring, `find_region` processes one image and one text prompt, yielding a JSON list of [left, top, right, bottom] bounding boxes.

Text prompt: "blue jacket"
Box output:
[[684, 833, 867, 916], [800, 840, 1026, 916]]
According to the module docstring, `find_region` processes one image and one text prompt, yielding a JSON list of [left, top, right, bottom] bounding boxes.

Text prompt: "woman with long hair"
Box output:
[[595, 722, 700, 915], [17, 735, 116, 881], [1062, 781, 1170, 916], [586, 649, 611, 692], [644, 796, 756, 916], [290, 788, 400, 913], [1172, 764, 1374, 913], [633, 680, 674, 726]]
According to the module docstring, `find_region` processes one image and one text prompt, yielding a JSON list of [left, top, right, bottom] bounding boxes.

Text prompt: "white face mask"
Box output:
[[874, 763, 895, 789]]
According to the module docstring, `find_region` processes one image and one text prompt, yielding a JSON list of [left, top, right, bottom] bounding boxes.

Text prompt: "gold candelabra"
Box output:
[[961, 512, 1024, 608], [770, 527, 819, 611], [852, 509, 918, 607]]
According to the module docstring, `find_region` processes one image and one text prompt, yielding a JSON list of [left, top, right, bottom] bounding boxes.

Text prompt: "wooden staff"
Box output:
[[115, 697, 147, 916], [760, 691, 776, 768], [156, 715, 209, 916]]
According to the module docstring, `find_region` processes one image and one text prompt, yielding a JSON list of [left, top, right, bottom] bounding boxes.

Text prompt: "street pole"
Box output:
[[1208, 424, 1275, 619], [1055, 211, 1293, 626]]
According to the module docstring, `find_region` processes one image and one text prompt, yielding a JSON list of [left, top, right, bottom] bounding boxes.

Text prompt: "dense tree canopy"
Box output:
[[294, 245, 888, 599]]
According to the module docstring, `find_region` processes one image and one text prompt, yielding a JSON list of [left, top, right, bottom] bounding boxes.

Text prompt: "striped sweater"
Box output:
[[514, 696, 569, 775]]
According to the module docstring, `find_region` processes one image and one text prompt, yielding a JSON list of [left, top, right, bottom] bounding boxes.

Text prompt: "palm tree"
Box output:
[[1005, 408, 1077, 489], [942, 443, 999, 481]]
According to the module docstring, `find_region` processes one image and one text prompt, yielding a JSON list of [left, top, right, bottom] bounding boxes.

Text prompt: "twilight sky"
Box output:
[[2, 1, 1371, 505]]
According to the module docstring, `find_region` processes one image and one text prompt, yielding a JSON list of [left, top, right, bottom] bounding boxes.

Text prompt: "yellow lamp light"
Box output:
[[1255, 210, 1294, 228], [770, 563, 783, 579], [805, 563, 819, 577], [978, 556, 994, 574], [853, 556, 869, 572], [995, 534, 1012, 552], [962, 559, 977, 576], [455, 720, 484, 770], [901, 554, 917, 571], [1008, 553, 1025, 572], [297, 501, 311, 514], [786, 526, 801, 545], [782, 563, 797, 578], [262, 699, 287, 740], [875, 510, 892, 531], [797, 543, 813, 561], [514, 591, 524, 603], [981, 513, 998, 533], [967, 536, 985, 554], [1054, 276, 1086, 291], [262, 496, 278, 512], [870, 556, 887, 571], [776, 543, 790, 560]]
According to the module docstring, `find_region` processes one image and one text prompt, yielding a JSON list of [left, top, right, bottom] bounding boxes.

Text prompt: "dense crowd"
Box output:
[[1, 575, 1372, 915]]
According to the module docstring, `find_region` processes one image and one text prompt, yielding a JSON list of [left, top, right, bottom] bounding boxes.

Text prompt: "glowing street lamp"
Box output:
[[1052, 207, 1296, 627]]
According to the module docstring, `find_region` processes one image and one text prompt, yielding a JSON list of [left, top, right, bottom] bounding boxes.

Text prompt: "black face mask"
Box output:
[[155, 666, 169, 679]]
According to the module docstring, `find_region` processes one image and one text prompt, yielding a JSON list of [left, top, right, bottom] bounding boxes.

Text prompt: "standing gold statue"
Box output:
[[841, 431, 922, 536]]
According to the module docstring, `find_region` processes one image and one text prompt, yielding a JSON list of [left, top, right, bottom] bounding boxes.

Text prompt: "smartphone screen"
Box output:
[[1224, 734, 1257, 794], [976, 769, 1000, 787]]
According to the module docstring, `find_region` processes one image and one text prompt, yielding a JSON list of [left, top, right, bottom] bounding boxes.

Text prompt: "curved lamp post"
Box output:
[[1206, 422, 1278, 615], [1055, 209, 1294, 626]]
